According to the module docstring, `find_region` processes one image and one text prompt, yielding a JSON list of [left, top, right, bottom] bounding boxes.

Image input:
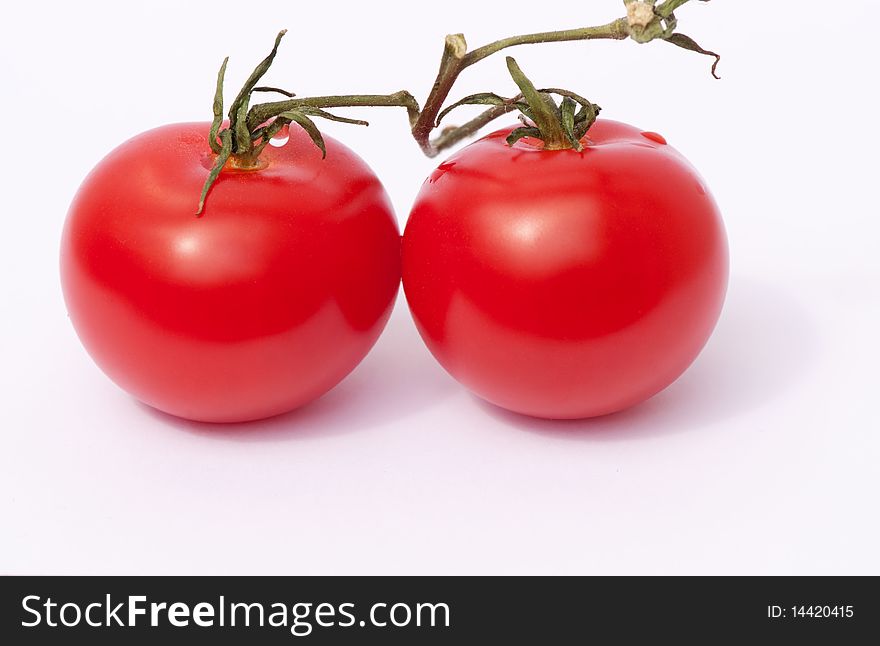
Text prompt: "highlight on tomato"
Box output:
[[60, 32, 401, 423], [402, 57, 728, 419]]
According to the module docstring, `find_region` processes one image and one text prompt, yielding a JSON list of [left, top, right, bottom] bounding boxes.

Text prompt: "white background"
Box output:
[[1, 1, 878, 574]]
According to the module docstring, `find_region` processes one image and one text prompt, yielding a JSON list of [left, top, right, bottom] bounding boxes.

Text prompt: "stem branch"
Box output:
[[246, 91, 420, 132], [412, 20, 630, 157]]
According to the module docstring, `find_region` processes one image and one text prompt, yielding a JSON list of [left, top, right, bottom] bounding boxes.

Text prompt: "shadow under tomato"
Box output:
[[474, 275, 819, 440], [139, 293, 457, 442]]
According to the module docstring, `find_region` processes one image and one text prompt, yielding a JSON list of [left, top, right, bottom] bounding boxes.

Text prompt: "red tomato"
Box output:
[[402, 120, 728, 419], [61, 123, 400, 423]]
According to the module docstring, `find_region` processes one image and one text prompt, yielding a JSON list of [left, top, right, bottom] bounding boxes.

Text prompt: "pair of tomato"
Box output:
[[61, 119, 727, 423]]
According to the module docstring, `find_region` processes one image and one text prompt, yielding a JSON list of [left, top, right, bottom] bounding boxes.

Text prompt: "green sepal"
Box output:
[[227, 30, 287, 151], [506, 126, 542, 147], [209, 57, 229, 154], [536, 87, 601, 140], [559, 97, 582, 151], [436, 93, 509, 127], [573, 102, 601, 140], [197, 129, 232, 216], [279, 110, 327, 158], [253, 86, 296, 97], [233, 94, 251, 155], [298, 106, 369, 126], [249, 117, 289, 158], [505, 57, 568, 149]]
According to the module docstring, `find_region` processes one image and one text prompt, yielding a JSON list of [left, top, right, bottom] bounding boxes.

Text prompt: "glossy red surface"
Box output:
[[402, 120, 728, 419], [61, 123, 400, 423]]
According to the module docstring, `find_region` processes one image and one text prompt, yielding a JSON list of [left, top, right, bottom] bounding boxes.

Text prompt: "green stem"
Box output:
[[430, 100, 522, 152], [246, 91, 420, 132], [465, 21, 630, 66]]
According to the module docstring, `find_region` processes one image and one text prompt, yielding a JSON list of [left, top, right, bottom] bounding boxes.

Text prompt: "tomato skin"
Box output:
[[61, 123, 400, 423], [402, 121, 728, 419]]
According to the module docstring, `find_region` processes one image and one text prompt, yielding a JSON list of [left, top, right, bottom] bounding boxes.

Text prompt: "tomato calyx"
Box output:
[[503, 57, 599, 151], [197, 31, 420, 216], [435, 56, 601, 153]]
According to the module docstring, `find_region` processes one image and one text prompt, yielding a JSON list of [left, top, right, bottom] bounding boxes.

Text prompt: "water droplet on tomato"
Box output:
[[641, 131, 667, 145], [269, 125, 290, 147], [428, 161, 457, 183], [199, 152, 214, 170]]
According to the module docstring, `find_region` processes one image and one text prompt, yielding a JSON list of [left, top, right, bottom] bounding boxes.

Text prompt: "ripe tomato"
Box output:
[[61, 123, 400, 423], [402, 120, 728, 419]]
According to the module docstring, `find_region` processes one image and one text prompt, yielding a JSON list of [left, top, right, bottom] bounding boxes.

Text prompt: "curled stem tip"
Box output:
[[666, 32, 721, 78]]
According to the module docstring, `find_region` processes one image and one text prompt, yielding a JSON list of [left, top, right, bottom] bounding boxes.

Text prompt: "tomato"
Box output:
[[401, 120, 728, 419], [61, 123, 400, 423]]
